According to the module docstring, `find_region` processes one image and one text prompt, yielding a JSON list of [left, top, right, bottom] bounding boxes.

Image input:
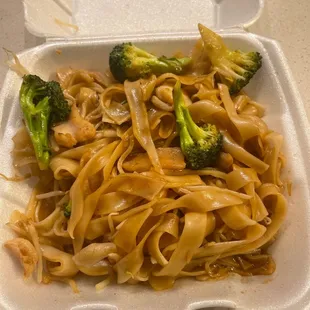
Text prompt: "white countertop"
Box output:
[[0, 0, 309, 120]]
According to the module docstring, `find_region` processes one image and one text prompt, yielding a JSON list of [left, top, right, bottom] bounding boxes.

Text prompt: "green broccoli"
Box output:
[[64, 201, 71, 218], [19, 75, 71, 170], [173, 81, 222, 170], [198, 24, 262, 95], [109, 42, 192, 82]]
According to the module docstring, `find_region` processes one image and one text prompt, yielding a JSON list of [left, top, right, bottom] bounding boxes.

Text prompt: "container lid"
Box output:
[[23, 0, 264, 38]]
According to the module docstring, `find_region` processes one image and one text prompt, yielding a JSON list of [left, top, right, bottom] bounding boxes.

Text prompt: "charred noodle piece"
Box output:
[[19, 75, 70, 170], [198, 24, 262, 95], [109, 43, 192, 82], [173, 81, 222, 169]]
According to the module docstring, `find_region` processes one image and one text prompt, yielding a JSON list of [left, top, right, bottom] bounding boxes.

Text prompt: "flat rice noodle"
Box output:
[[151, 85, 174, 111], [40, 245, 79, 277], [77, 87, 97, 106], [101, 101, 131, 125], [155, 85, 173, 105], [123, 148, 185, 172], [192, 84, 221, 105], [139, 75, 157, 101], [77, 264, 109, 276], [219, 84, 260, 143], [261, 132, 284, 186], [73, 174, 166, 252], [103, 139, 126, 180], [148, 274, 175, 291], [234, 94, 249, 113], [142, 171, 204, 188], [78, 88, 98, 118], [73, 243, 117, 266], [65, 82, 103, 97], [163, 168, 226, 179], [34, 207, 61, 234], [222, 131, 269, 174], [152, 189, 250, 216], [241, 105, 260, 116], [125, 80, 163, 173], [60, 70, 100, 88], [246, 100, 265, 118], [148, 109, 175, 139], [50, 157, 81, 180], [114, 209, 153, 253], [117, 134, 135, 174], [115, 217, 162, 283], [100, 84, 124, 108], [153, 213, 207, 277], [218, 183, 287, 258], [193, 224, 266, 259], [217, 205, 256, 230], [188, 100, 230, 128], [226, 166, 261, 191], [205, 212, 216, 237], [112, 199, 167, 224], [156, 73, 209, 86], [97, 174, 166, 200], [147, 213, 179, 266], [85, 217, 109, 240], [57, 138, 114, 160], [72, 242, 115, 276], [226, 166, 267, 221], [243, 114, 269, 138], [68, 141, 119, 239], [95, 192, 142, 216], [53, 213, 70, 238], [151, 96, 174, 112], [244, 183, 268, 222], [151, 82, 192, 110]]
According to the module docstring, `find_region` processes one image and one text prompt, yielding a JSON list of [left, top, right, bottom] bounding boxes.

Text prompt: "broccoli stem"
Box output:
[[20, 92, 51, 170], [173, 80, 185, 123], [174, 81, 209, 143], [182, 108, 210, 141], [173, 81, 194, 150], [35, 97, 51, 169]]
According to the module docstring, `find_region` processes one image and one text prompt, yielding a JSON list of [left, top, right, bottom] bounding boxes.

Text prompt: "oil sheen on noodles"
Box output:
[[4, 66, 287, 291]]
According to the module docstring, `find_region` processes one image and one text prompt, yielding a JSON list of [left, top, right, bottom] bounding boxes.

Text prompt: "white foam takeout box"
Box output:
[[0, 0, 310, 309]]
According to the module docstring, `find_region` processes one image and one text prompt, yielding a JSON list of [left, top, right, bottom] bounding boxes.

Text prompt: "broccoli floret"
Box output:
[[64, 201, 71, 218], [109, 42, 192, 82], [198, 24, 262, 95], [47, 80, 71, 126], [19, 75, 71, 170], [173, 81, 222, 169]]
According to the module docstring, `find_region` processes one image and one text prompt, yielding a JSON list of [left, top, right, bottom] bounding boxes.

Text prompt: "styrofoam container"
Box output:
[[1, 0, 310, 309]]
